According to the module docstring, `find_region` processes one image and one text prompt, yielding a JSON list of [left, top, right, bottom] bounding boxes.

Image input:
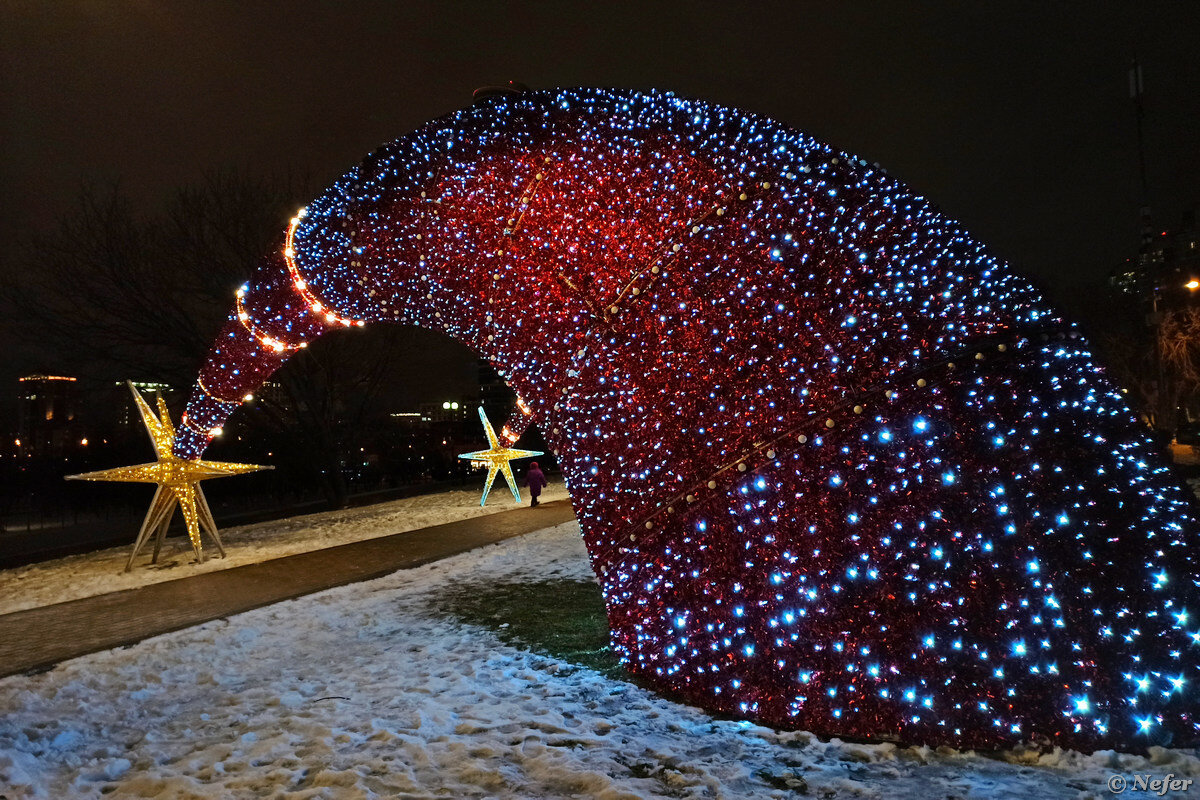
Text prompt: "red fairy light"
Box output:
[[175, 88, 1200, 751]]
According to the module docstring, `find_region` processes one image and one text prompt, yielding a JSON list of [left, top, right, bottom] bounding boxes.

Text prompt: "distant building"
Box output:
[[247, 380, 287, 408], [388, 411, 426, 431], [1110, 206, 1200, 316], [15, 374, 85, 458], [478, 361, 516, 422], [112, 380, 174, 430], [13, 377, 193, 461], [418, 400, 470, 426]]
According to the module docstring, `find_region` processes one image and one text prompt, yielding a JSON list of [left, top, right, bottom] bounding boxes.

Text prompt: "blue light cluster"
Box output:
[[177, 88, 1200, 751]]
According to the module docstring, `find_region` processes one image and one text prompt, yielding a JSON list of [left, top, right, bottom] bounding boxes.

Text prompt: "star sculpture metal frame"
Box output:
[[66, 382, 270, 571], [458, 406, 543, 506]]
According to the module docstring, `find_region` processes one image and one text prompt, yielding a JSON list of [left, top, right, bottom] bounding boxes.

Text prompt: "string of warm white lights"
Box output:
[[174, 87, 1200, 751]]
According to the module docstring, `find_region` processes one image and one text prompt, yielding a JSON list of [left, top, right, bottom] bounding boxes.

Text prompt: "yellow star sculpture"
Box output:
[[66, 382, 270, 572], [459, 406, 542, 506]]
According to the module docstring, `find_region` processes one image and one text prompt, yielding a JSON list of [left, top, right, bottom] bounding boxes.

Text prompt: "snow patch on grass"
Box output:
[[3, 521, 1193, 797]]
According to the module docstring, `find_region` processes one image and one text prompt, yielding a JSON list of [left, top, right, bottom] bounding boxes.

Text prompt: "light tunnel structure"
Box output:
[[175, 87, 1200, 751]]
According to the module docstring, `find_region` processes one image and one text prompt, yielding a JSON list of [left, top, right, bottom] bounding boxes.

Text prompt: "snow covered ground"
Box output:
[[3, 519, 1199, 798], [0, 480, 569, 615]]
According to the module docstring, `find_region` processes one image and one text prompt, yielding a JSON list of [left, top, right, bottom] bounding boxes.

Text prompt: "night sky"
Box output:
[[2, 1, 1198, 397]]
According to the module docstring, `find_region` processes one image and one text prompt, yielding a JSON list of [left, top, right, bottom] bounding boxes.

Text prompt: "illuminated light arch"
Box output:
[[175, 88, 1200, 751]]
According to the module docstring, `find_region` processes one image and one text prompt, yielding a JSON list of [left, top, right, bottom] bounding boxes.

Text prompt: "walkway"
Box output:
[[0, 499, 577, 678]]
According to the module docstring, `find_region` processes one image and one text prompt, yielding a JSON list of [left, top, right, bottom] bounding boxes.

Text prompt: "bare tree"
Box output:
[[1156, 307, 1200, 431], [3, 171, 415, 508], [1095, 324, 1158, 426]]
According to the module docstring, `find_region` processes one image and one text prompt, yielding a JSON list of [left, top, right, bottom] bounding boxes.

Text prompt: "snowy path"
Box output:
[[0, 480, 569, 615], [3, 521, 1199, 798]]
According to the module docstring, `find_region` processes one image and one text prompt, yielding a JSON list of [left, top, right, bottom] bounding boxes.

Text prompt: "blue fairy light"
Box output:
[[171, 85, 1200, 751]]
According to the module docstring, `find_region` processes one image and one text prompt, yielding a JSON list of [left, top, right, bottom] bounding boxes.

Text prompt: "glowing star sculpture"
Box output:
[[459, 406, 543, 506], [67, 382, 269, 571], [171, 88, 1200, 751]]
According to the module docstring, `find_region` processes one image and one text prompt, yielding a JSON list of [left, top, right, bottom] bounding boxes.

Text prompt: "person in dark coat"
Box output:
[[525, 461, 547, 506]]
